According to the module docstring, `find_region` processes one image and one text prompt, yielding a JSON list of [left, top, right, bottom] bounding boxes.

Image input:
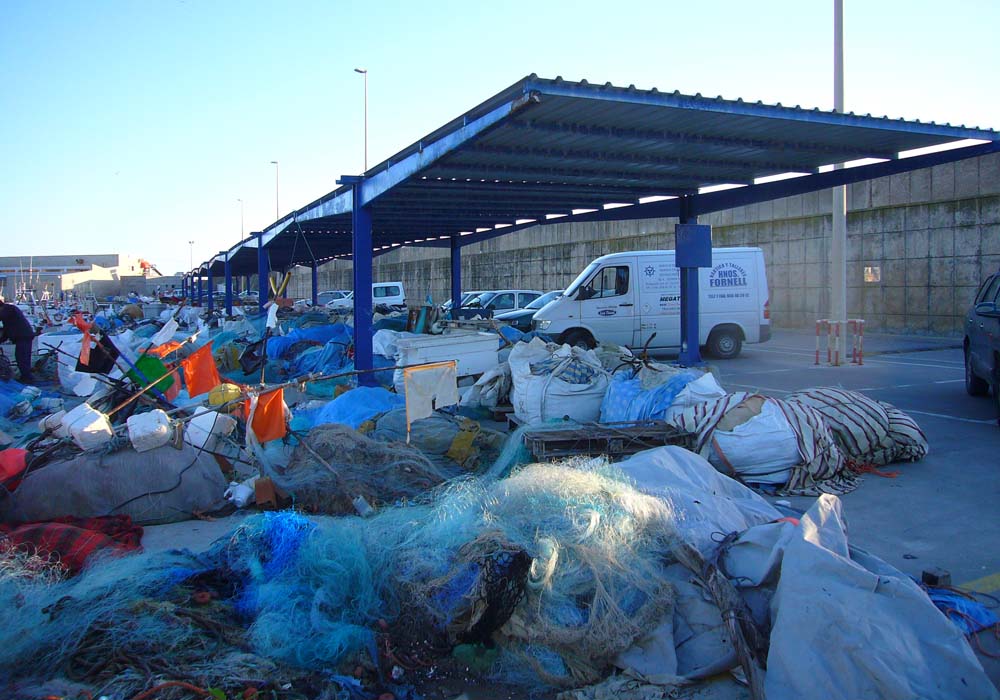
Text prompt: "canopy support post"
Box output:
[[224, 252, 233, 316], [344, 175, 375, 386], [257, 232, 269, 314], [676, 199, 712, 366], [450, 235, 462, 315]]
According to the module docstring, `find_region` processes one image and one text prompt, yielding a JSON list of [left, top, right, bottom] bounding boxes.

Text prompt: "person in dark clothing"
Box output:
[[0, 298, 36, 384]]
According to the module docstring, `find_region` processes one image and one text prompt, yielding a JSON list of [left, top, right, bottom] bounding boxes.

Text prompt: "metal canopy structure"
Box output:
[[185, 74, 999, 371]]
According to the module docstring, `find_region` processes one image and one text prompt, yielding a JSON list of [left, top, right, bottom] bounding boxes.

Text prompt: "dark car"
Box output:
[[964, 267, 1000, 424], [494, 291, 562, 332]]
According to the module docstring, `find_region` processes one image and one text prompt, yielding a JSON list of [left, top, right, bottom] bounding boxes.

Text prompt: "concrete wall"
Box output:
[[287, 153, 1000, 336]]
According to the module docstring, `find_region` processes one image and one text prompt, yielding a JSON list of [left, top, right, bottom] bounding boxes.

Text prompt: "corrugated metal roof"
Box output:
[[198, 75, 999, 274]]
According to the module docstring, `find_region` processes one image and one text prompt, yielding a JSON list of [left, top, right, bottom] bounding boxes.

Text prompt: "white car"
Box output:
[[319, 290, 353, 310], [467, 290, 543, 313]]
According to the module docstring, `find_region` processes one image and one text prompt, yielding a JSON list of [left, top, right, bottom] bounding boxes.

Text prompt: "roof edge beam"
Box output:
[[692, 141, 1000, 216], [356, 91, 540, 207]]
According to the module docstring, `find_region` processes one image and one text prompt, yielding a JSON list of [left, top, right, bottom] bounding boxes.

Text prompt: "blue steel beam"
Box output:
[[292, 91, 539, 227], [691, 140, 1000, 216]]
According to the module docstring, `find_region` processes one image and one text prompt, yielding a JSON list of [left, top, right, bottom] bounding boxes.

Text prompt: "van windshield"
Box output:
[[564, 262, 600, 298]]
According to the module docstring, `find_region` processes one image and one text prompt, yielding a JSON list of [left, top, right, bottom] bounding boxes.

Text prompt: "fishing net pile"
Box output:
[[0, 460, 681, 695], [386, 460, 679, 687], [272, 423, 449, 514]]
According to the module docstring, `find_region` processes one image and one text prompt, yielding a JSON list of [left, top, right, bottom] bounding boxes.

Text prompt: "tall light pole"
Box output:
[[354, 67, 368, 171], [830, 0, 847, 347], [237, 198, 245, 236], [270, 160, 279, 219], [188, 240, 194, 270]]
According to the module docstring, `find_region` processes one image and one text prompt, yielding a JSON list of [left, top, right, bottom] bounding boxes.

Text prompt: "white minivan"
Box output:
[[372, 282, 406, 307], [532, 247, 770, 358]]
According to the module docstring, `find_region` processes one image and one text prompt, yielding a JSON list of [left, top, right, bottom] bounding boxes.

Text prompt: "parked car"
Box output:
[[964, 268, 1000, 424], [533, 247, 770, 358], [372, 282, 405, 307], [319, 290, 353, 310], [494, 291, 562, 332], [467, 290, 543, 313], [441, 291, 486, 312]]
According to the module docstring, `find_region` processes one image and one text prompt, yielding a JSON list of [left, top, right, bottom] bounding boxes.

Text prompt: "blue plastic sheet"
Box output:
[[295, 386, 405, 430], [599, 370, 700, 423]]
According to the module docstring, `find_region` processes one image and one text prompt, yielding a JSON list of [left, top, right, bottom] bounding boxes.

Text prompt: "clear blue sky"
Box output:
[[1, 0, 996, 275]]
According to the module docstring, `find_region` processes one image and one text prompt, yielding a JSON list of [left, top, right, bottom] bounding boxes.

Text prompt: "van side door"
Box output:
[[636, 256, 680, 349], [577, 262, 636, 347]]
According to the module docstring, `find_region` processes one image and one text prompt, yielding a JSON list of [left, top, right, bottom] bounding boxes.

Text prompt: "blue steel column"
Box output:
[[257, 232, 269, 314], [196, 275, 203, 306], [311, 262, 319, 306], [352, 184, 375, 385], [677, 200, 709, 366], [181, 275, 187, 301], [207, 266, 215, 312], [224, 252, 233, 315], [450, 235, 462, 314]]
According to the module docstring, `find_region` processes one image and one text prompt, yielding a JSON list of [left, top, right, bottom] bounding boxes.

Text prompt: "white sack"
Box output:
[[509, 338, 609, 425]]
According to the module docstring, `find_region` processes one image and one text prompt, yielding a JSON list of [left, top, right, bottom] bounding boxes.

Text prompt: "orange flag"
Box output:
[[71, 312, 94, 366], [181, 342, 222, 397], [248, 389, 287, 443]]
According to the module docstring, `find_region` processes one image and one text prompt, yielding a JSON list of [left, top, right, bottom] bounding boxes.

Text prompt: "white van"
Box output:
[[372, 281, 405, 307], [532, 247, 770, 358]]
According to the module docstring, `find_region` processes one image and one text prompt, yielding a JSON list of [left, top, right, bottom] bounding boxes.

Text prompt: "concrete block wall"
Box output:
[[287, 152, 1000, 336]]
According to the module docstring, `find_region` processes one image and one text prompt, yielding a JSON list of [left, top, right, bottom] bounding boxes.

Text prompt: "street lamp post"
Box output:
[[237, 198, 245, 236], [270, 160, 279, 219], [188, 240, 194, 270], [354, 68, 368, 171]]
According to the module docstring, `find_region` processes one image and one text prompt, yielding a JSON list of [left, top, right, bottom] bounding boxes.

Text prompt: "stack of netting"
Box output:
[[0, 546, 265, 698], [272, 423, 449, 514], [385, 461, 678, 687], [0, 462, 681, 693]]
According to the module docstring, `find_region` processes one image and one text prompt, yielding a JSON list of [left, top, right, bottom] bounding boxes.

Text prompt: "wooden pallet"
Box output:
[[521, 421, 695, 462]]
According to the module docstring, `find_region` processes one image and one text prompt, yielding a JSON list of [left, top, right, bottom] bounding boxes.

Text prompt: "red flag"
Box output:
[[249, 389, 287, 443], [181, 342, 222, 397]]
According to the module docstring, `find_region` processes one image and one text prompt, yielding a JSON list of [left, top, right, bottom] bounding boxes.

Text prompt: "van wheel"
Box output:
[[707, 326, 742, 359], [561, 329, 595, 350], [965, 346, 989, 396]]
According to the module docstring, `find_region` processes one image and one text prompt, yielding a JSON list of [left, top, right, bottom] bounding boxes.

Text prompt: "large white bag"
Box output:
[[509, 338, 609, 425], [710, 399, 800, 485]]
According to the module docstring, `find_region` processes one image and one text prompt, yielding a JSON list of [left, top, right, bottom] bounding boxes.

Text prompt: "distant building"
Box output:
[[0, 254, 173, 300]]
